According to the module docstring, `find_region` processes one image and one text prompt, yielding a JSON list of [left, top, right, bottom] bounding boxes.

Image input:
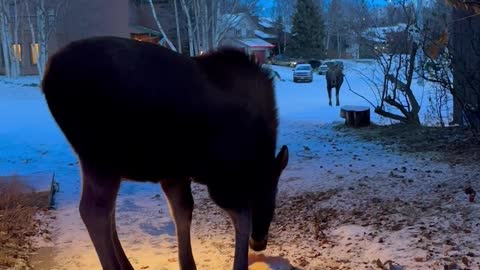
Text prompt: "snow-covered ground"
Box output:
[[0, 61, 476, 270], [272, 60, 449, 126]]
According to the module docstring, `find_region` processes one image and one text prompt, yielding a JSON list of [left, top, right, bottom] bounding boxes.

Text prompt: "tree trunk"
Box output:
[[5, 9, 18, 78], [37, 2, 48, 78], [340, 106, 371, 128], [202, 0, 208, 52], [25, 0, 42, 77], [180, 0, 195, 56], [173, 0, 182, 54], [325, 27, 331, 51], [336, 30, 341, 58], [214, 0, 239, 47], [147, 0, 177, 51], [210, 0, 217, 49], [12, 0, 20, 77], [0, 2, 11, 78], [193, 0, 201, 54]]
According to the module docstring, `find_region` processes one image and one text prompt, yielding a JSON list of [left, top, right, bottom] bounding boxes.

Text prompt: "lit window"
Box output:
[[12, 44, 21, 62], [31, 43, 39, 65]]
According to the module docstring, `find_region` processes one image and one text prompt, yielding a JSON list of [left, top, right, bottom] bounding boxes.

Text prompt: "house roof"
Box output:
[[237, 38, 275, 48], [259, 16, 292, 33], [254, 30, 277, 39], [363, 23, 408, 42], [130, 24, 162, 36], [259, 17, 275, 28]]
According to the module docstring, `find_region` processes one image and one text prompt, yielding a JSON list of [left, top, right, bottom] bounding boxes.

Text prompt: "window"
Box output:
[[30, 43, 39, 65], [12, 44, 22, 62]]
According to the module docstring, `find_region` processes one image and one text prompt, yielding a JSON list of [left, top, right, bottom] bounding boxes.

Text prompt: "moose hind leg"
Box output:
[[79, 162, 124, 270], [112, 211, 134, 270], [161, 180, 196, 270]]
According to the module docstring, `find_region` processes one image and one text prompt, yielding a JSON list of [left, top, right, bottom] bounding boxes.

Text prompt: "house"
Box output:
[[0, 0, 65, 75], [360, 23, 415, 57], [219, 13, 275, 64], [61, 0, 187, 53], [0, 0, 184, 76], [256, 17, 278, 45]]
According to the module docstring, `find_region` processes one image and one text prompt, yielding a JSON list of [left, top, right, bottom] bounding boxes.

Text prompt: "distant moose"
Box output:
[[326, 65, 344, 106], [41, 36, 289, 270]]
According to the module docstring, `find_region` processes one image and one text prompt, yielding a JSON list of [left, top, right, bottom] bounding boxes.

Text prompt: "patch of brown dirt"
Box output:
[[334, 124, 480, 164], [0, 179, 51, 270]]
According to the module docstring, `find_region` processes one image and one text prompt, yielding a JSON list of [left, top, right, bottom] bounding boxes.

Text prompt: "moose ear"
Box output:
[[275, 145, 289, 171]]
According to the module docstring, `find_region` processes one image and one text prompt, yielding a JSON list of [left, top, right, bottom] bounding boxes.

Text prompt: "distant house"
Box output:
[[64, 0, 189, 52], [0, 1, 65, 75], [345, 42, 360, 60], [256, 17, 278, 45], [360, 23, 415, 57], [219, 13, 275, 64]]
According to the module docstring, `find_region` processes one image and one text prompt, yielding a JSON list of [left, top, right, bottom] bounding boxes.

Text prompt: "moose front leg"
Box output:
[[79, 162, 124, 270], [161, 180, 197, 270], [327, 87, 333, 106], [227, 209, 251, 270]]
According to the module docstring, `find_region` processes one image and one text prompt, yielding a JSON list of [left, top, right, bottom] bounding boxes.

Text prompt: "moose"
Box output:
[[326, 65, 344, 106], [41, 36, 289, 270]]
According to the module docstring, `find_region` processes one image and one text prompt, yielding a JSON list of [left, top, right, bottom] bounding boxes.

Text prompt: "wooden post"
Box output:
[[48, 172, 58, 209], [340, 105, 370, 128]]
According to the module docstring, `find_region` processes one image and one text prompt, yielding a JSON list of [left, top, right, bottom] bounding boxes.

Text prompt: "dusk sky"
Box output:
[[257, 0, 388, 16], [258, 0, 274, 16]]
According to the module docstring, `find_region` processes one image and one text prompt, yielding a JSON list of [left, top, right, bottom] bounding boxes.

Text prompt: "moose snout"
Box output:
[[249, 235, 268, 251]]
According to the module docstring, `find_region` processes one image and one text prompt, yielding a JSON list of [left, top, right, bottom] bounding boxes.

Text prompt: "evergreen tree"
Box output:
[[288, 0, 326, 59], [274, 15, 286, 54]]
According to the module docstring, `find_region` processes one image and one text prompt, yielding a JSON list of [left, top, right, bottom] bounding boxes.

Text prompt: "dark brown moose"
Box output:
[[41, 36, 289, 270], [326, 65, 344, 106]]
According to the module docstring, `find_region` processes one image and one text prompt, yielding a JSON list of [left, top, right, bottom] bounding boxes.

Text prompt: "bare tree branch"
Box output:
[[344, 75, 377, 107], [385, 96, 410, 116], [147, 0, 177, 51], [374, 107, 409, 122]]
